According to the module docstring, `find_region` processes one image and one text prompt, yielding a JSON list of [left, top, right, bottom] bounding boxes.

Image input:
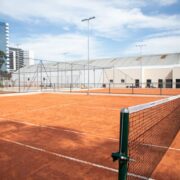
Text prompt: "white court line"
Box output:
[[50, 91, 169, 98], [0, 92, 42, 97], [0, 137, 118, 173], [0, 118, 179, 152], [0, 138, 153, 180], [0, 118, 119, 142], [143, 143, 180, 152]]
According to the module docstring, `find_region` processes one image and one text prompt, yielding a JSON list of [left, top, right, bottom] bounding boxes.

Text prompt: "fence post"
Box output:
[[70, 63, 73, 92], [132, 83, 134, 94], [57, 63, 59, 91], [40, 60, 42, 92], [18, 65, 21, 93], [112, 108, 129, 180], [109, 83, 111, 94], [94, 68, 95, 88]]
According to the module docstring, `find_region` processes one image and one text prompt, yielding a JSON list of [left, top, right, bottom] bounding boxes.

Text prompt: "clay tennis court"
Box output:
[[0, 93, 179, 179]]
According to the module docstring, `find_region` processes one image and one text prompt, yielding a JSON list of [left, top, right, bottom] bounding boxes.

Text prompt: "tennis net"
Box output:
[[112, 95, 180, 179]]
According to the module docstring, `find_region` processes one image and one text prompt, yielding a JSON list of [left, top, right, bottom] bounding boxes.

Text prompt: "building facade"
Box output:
[[0, 22, 9, 71], [11, 53, 180, 89], [9, 47, 34, 71]]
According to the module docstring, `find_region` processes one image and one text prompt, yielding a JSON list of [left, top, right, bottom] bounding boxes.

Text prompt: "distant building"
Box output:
[[0, 22, 9, 71], [9, 47, 34, 71], [23, 50, 34, 66], [11, 53, 180, 89]]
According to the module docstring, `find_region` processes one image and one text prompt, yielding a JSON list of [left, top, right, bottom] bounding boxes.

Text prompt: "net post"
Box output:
[[112, 108, 129, 180]]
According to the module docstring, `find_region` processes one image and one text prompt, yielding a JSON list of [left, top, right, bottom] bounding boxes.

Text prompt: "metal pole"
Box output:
[[40, 60, 42, 92], [84, 65, 85, 87], [87, 20, 90, 94], [113, 66, 115, 88], [37, 64, 39, 89], [18, 61, 20, 92], [65, 62, 66, 88], [71, 63, 73, 92], [103, 68, 104, 84], [17, 48, 20, 92], [61, 67, 63, 88], [50, 67, 52, 89], [57, 63, 59, 90], [94, 68, 95, 88], [81, 16, 95, 95], [23, 71, 25, 91], [112, 108, 129, 180]]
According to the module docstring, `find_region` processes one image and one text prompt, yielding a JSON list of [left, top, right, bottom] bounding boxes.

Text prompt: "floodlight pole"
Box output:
[[136, 44, 146, 88], [81, 16, 95, 95]]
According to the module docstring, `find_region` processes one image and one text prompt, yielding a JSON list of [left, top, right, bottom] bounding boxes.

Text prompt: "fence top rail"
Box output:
[[128, 95, 180, 114]]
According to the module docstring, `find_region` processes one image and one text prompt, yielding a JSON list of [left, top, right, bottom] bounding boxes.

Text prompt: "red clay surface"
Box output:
[[76, 88, 180, 95], [152, 131, 180, 180], [0, 93, 179, 179]]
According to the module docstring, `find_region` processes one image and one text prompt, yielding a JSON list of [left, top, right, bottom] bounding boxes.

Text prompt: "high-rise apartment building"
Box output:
[[0, 22, 9, 71], [9, 47, 34, 71]]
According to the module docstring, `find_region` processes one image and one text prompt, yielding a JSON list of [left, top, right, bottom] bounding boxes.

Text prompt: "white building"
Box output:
[[9, 47, 34, 71], [11, 53, 180, 90], [0, 22, 9, 71]]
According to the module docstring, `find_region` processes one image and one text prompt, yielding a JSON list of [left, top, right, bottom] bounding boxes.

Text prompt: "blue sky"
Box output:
[[0, 0, 180, 61]]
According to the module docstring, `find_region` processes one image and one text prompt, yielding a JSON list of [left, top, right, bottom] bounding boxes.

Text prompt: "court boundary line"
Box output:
[[1, 118, 179, 152], [143, 143, 180, 152], [0, 91, 169, 98], [50, 92, 169, 98], [0, 92, 42, 97], [0, 137, 153, 180]]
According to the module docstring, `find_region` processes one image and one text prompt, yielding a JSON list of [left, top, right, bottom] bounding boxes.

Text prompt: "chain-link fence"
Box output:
[[0, 59, 180, 95]]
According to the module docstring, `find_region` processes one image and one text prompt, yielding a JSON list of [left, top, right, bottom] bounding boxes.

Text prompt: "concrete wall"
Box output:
[[173, 66, 180, 88], [11, 65, 180, 89], [143, 67, 172, 87]]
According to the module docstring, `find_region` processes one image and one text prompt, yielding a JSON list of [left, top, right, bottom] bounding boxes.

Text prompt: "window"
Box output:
[[121, 79, 125, 83], [158, 79, 163, 88], [166, 79, 172, 88], [135, 79, 139, 87], [146, 79, 152, 88], [109, 79, 113, 83], [176, 79, 180, 88]]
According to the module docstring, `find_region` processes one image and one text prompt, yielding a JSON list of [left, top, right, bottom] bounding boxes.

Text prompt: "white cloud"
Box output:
[[13, 33, 102, 60], [2, 0, 180, 59], [154, 0, 178, 6], [1, 0, 180, 40], [124, 35, 180, 56], [146, 30, 180, 39]]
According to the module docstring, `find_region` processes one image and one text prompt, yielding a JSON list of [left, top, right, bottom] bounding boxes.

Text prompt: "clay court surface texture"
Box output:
[[0, 93, 179, 179]]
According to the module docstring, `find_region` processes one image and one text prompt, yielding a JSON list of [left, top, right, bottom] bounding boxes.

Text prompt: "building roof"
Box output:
[[77, 53, 180, 68], [15, 53, 180, 73]]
